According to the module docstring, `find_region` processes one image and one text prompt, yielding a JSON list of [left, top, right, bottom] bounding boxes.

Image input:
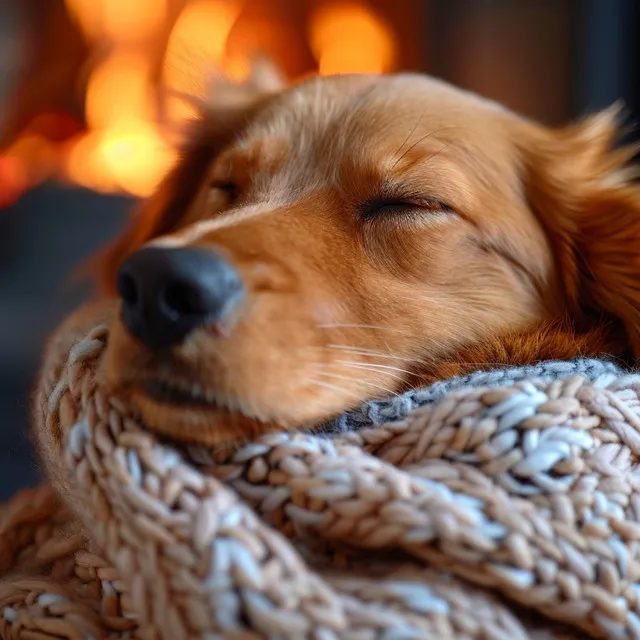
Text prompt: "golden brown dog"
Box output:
[[98, 69, 640, 446]]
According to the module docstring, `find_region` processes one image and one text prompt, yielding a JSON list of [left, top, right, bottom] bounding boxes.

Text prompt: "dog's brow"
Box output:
[[391, 127, 462, 170], [393, 106, 427, 160]]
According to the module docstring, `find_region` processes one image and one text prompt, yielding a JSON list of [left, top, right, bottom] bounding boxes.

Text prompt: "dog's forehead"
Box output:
[[227, 74, 520, 201], [238, 75, 377, 148], [238, 74, 517, 163]]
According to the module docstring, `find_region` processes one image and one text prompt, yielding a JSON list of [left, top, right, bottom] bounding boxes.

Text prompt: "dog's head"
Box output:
[[99, 70, 640, 444]]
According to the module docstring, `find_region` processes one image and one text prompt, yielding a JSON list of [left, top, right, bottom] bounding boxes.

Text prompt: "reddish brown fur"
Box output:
[[96, 70, 640, 446]]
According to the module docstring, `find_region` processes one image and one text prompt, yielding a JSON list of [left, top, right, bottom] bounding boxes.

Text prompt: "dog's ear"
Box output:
[[90, 58, 286, 296], [521, 105, 640, 354]]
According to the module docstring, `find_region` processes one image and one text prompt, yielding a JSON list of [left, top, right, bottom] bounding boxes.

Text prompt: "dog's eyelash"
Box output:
[[210, 183, 238, 200], [360, 196, 454, 219]]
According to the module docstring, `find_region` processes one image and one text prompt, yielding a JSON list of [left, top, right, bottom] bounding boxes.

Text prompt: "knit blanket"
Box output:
[[2, 303, 640, 639]]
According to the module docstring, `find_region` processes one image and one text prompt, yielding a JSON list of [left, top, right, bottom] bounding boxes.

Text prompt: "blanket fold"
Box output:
[[1, 302, 640, 639]]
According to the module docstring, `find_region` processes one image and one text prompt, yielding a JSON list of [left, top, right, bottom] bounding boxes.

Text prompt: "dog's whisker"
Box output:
[[308, 369, 399, 397], [317, 323, 391, 330], [332, 360, 414, 377], [308, 345, 404, 360], [305, 379, 363, 401], [426, 361, 516, 367], [311, 361, 407, 383], [316, 323, 411, 336]]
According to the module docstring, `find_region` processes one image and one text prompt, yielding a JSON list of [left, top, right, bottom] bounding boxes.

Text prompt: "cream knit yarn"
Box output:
[[1, 302, 640, 639]]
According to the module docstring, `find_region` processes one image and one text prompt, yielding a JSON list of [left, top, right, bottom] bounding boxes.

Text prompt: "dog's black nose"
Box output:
[[116, 246, 244, 350]]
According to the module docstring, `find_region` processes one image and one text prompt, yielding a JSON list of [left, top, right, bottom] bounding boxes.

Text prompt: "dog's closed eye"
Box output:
[[209, 182, 238, 207], [360, 195, 455, 221]]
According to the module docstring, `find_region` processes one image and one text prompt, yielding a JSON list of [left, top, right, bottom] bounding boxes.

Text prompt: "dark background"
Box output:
[[0, 0, 638, 500]]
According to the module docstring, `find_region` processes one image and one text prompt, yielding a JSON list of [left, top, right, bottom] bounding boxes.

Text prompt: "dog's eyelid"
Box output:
[[210, 182, 238, 197], [360, 195, 456, 219]]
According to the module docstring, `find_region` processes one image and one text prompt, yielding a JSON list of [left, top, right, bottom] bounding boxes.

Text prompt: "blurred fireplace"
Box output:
[[0, 0, 429, 208], [0, 0, 637, 210]]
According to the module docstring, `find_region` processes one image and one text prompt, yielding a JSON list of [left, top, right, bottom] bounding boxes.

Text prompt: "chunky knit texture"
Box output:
[[1, 303, 640, 639], [320, 358, 625, 435]]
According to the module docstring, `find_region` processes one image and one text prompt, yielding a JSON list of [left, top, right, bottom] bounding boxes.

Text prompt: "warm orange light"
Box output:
[[102, 0, 167, 42], [162, 0, 250, 126], [309, 2, 396, 75], [77, 48, 177, 197], [65, 133, 116, 194], [85, 54, 155, 131], [4, 135, 56, 185], [64, 0, 102, 39], [65, 0, 166, 42], [15, 0, 402, 205], [65, 127, 176, 198], [99, 125, 176, 197], [164, 0, 244, 95], [0, 155, 29, 208], [60, 0, 174, 198], [224, 53, 251, 83]]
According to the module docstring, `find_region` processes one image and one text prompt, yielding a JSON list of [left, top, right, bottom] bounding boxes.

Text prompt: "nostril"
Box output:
[[116, 246, 244, 350], [117, 272, 138, 306], [164, 281, 208, 317]]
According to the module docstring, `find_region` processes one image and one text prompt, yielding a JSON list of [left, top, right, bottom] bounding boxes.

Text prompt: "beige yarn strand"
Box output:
[[1, 302, 639, 638]]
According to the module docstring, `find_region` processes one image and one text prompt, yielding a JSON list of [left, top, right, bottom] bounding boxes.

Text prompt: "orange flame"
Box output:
[[2, 0, 399, 205], [66, 0, 168, 42], [163, 0, 246, 124], [63, 0, 175, 197], [62, 0, 249, 197], [85, 54, 155, 130], [309, 2, 396, 75]]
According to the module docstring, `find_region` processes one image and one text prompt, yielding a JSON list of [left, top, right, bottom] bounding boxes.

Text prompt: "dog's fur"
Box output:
[[97, 69, 640, 445]]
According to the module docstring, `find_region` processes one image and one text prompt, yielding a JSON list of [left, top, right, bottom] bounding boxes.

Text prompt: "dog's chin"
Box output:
[[129, 382, 284, 446]]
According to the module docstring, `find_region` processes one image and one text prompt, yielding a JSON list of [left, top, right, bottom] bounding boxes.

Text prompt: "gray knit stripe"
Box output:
[[317, 358, 626, 436]]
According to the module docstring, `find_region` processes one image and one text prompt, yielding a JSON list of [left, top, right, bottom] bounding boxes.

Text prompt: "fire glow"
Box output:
[[0, 0, 397, 207]]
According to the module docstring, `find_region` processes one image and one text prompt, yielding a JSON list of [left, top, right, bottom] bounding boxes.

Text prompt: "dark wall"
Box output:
[[429, 0, 575, 123], [0, 186, 130, 499], [429, 0, 639, 127]]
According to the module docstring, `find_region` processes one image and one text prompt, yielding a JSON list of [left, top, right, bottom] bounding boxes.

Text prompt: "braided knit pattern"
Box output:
[[320, 358, 624, 435], [1, 305, 640, 638]]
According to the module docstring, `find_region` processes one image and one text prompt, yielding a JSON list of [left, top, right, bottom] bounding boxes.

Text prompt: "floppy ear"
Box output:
[[522, 105, 640, 355], [91, 58, 286, 296]]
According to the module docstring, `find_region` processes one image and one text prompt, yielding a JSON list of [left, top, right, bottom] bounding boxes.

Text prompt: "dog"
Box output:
[[97, 67, 640, 446]]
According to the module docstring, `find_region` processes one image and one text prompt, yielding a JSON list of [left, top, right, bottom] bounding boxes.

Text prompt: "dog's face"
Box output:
[[102, 72, 640, 444]]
